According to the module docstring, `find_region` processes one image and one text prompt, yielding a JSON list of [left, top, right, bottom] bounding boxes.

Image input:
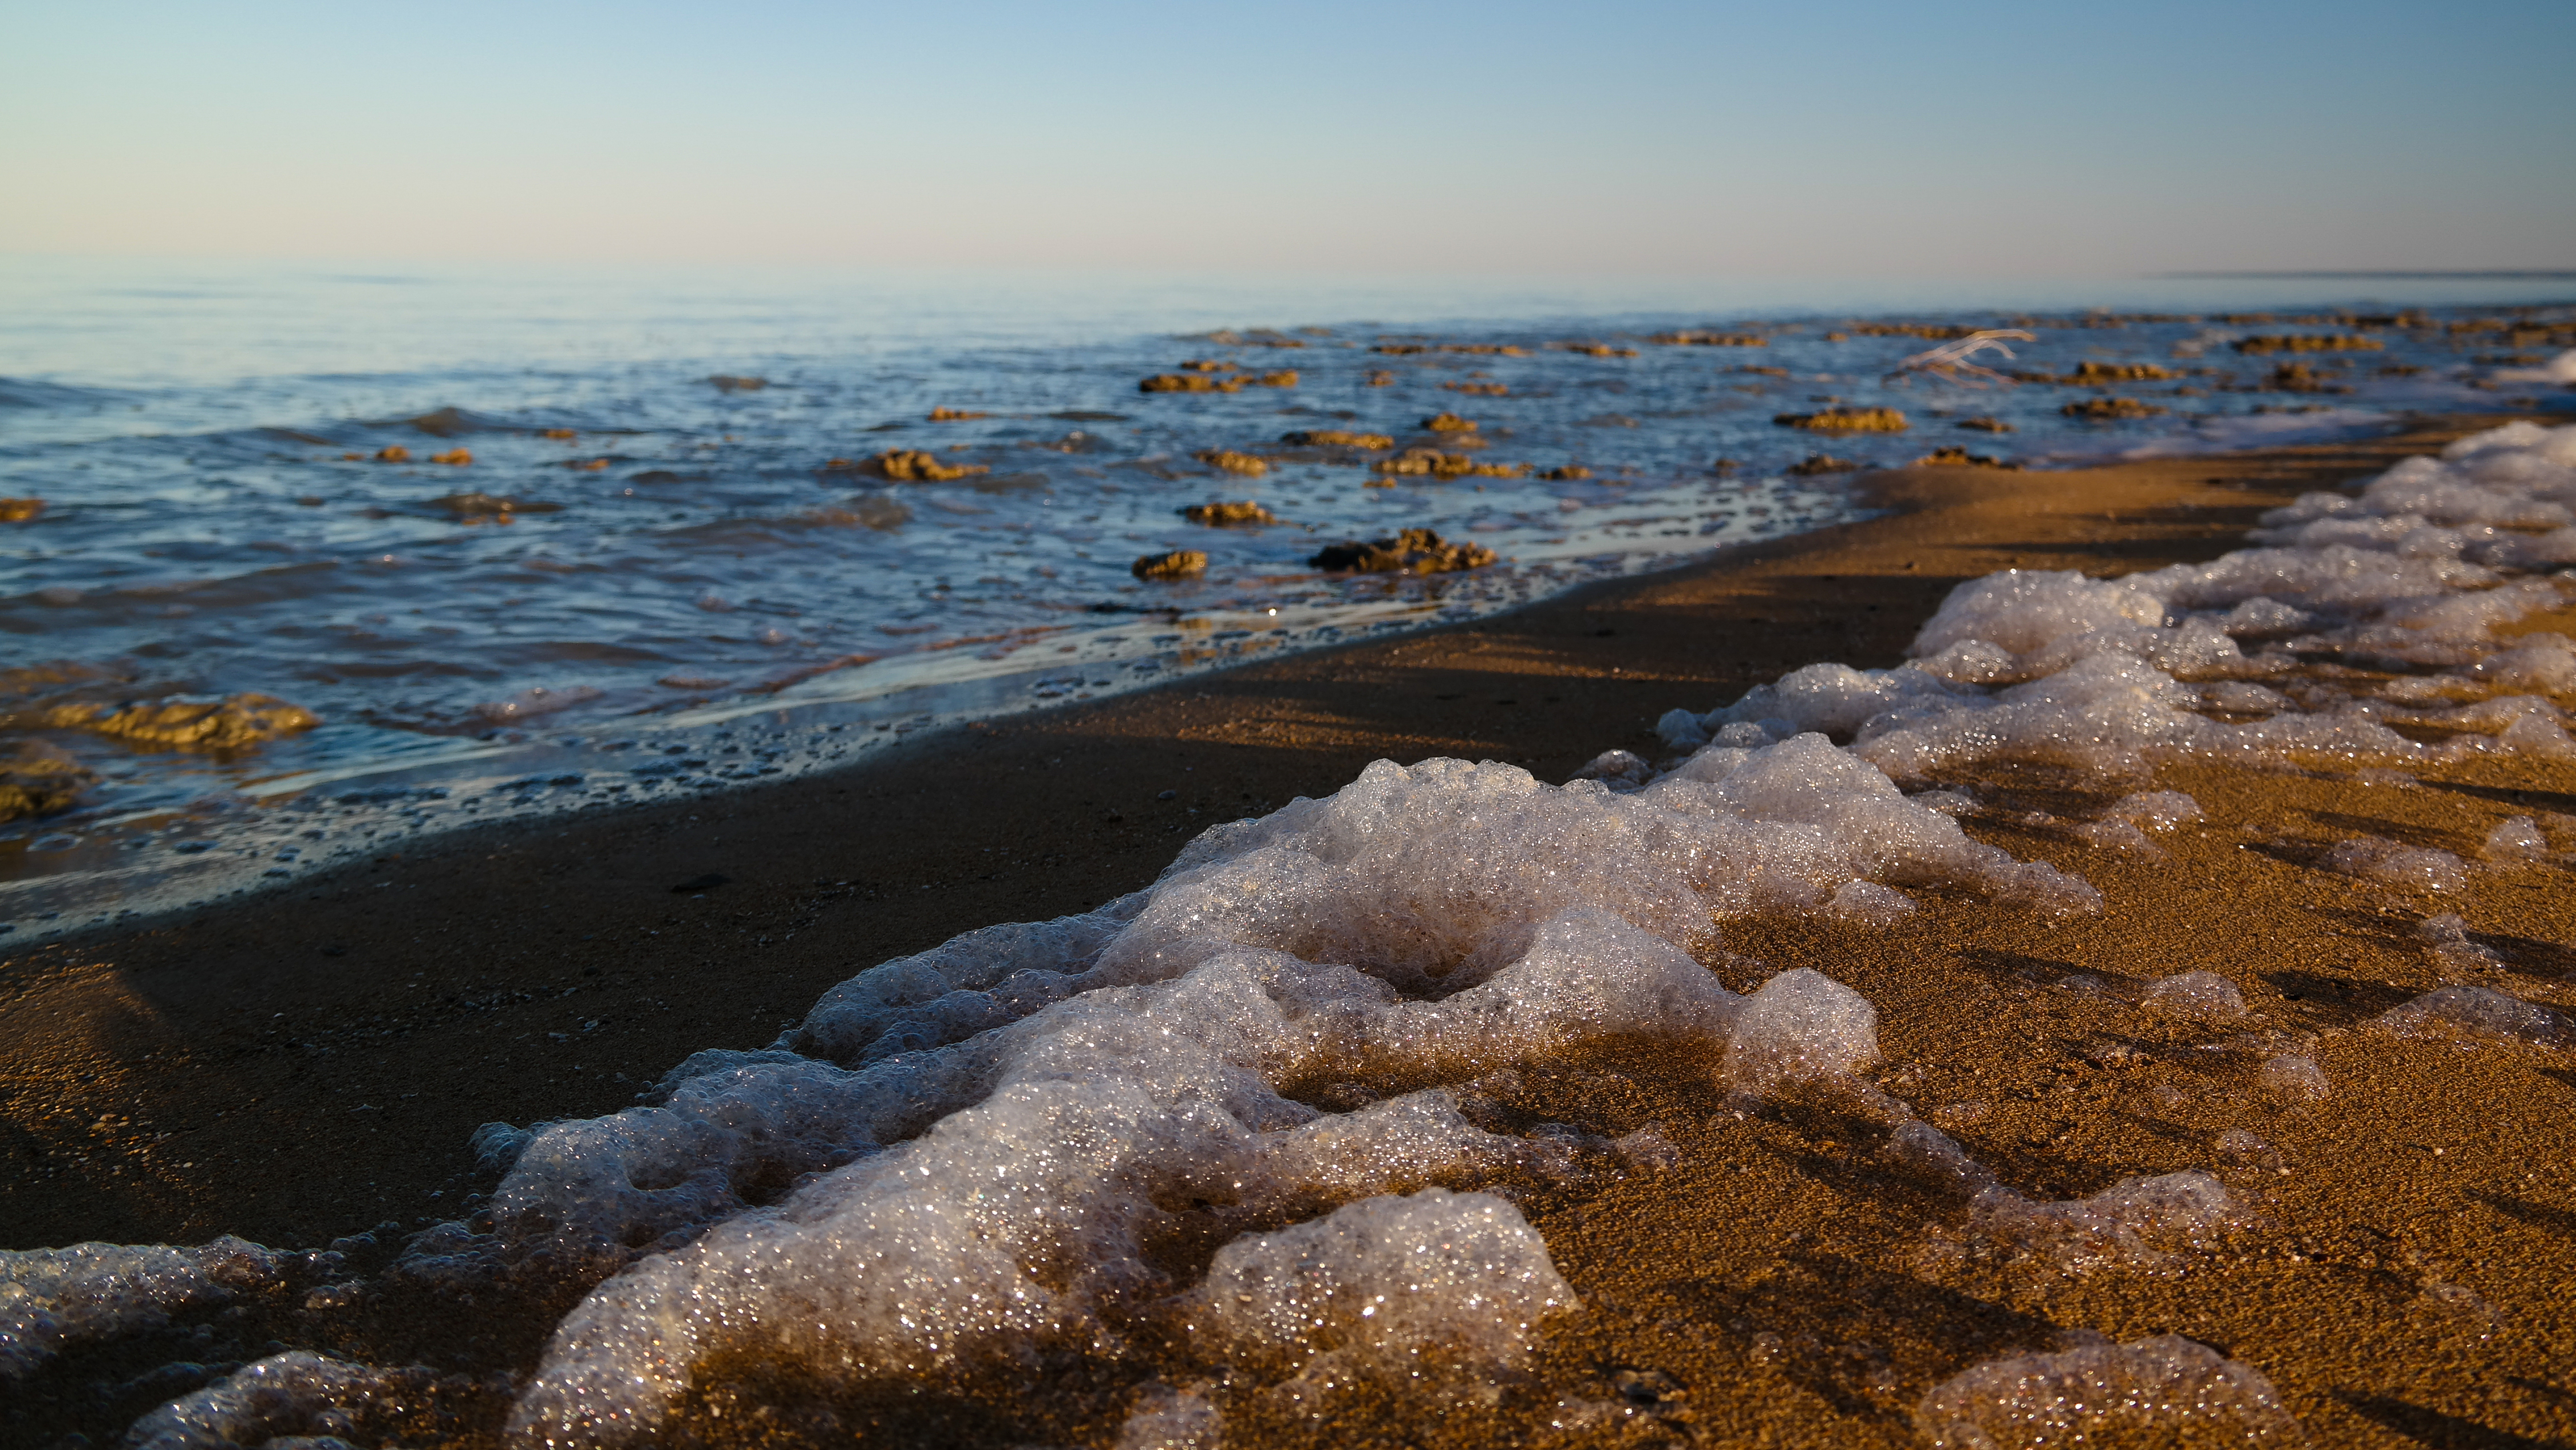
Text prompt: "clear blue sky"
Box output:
[[5, 0, 2570, 276]]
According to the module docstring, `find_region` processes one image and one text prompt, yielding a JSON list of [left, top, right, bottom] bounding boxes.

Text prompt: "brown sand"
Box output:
[[5, 415, 2573, 1446]]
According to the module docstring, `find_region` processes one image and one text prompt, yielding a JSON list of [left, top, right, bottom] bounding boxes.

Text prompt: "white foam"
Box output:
[[2483, 815, 2549, 859], [1174, 1188, 1574, 1388], [2321, 837, 2470, 893], [0, 1237, 283, 1380], [1959, 1171, 2251, 1277], [2141, 970, 2249, 1021], [1722, 967, 1882, 1103], [124, 1351, 421, 1450], [2377, 986, 2562, 1047], [1915, 1333, 2302, 1448], [1655, 422, 2576, 781], [2255, 1054, 2332, 1103]]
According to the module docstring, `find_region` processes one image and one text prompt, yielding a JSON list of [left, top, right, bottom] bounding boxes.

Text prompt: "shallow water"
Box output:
[[2, 259, 2568, 935]]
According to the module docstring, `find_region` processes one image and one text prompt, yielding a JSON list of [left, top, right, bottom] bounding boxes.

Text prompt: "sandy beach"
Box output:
[[6, 413, 2573, 1448]]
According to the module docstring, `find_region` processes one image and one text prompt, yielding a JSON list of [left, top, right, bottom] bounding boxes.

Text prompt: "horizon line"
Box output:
[[2149, 270, 2576, 280]]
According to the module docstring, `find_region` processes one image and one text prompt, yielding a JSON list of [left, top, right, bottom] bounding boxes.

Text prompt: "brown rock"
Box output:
[[1913, 447, 2020, 469], [426, 492, 564, 519], [1648, 330, 1767, 346], [0, 740, 93, 823], [1181, 500, 1277, 526], [1786, 453, 1860, 475], [1541, 465, 1592, 481], [1556, 343, 1638, 357], [709, 375, 768, 392], [429, 448, 472, 466], [1254, 370, 1299, 388], [1364, 371, 1396, 387], [836, 449, 991, 482], [1279, 430, 1394, 449], [1309, 527, 1498, 574], [1773, 408, 1909, 433], [2067, 361, 2179, 382], [1421, 412, 1478, 433], [374, 445, 412, 463], [1132, 550, 1208, 582], [927, 406, 987, 421], [1139, 373, 1246, 394], [541, 428, 578, 440], [1955, 416, 2014, 433], [1442, 382, 1510, 396], [2231, 335, 2384, 355], [2061, 396, 2167, 420], [1179, 360, 1240, 373], [1196, 450, 1269, 477], [1847, 322, 1980, 340], [0, 498, 43, 523], [41, 693, 319, 749], [1372, 449, 1529, 480]]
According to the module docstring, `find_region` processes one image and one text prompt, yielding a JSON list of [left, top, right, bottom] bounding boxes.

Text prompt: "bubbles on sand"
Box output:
[[1915, 1333, 2303, 1448]]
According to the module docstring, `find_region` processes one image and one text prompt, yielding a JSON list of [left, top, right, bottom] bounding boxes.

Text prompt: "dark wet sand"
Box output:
[[5, 414, 2573, 1447]]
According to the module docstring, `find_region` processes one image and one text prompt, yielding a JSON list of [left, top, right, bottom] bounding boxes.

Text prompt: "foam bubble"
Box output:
[[2255, 1054, 2332, 1103], [2377, 986, 2562, 1047], [1915, 1333, 2302, 1448], [0, 1237, 284, 1380], [1174, 1188, 1574, 1387], [124, 1351, 423, 1450], [1722, 968, 1882, 1102], [2141, 970, 2249, 1021], [2321, 837, 2470, 892], [2482, 815, 2549, 860]]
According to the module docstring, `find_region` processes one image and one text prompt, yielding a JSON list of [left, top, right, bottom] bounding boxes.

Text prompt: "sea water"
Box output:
[[1, 259, 2568, 934]]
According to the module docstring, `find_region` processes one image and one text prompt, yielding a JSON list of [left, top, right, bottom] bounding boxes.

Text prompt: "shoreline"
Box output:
[[0, 413, 2534, 1254], [6, 412, 2574, 1447]]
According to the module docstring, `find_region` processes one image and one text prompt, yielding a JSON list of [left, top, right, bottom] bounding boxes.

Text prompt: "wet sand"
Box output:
[[5, 414, 2573, 1447]]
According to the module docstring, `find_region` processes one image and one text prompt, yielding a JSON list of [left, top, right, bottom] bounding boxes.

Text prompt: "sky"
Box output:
[[3, 0, 2572, 278]]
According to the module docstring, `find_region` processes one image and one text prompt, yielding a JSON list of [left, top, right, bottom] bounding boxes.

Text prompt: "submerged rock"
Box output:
[[1956, 416, 2014, 433], [1132, 550, 1209, 581], [1443, 381, 1510, 396], [1140, 373, 1243, 394], [2231, 334, 2384, 355], [40, 693, 318, 749], [926, 406, 987, 421], [1786, 453, 1861, 476], [1195, 449, 1269, 477], [2061, 396, 2167, 420], [708, 374, 768, 392], [1280, 430, 1394, 449], [828, 449, 990, 483], [0, 740, 94, 823], [1774, 408, 1909, 433], [1647, 330, 1766, 346], [373, 445, 411, 463], [1310, 528, 1497, 574], [426, 492, 561, 518], [1556, 342, 1638, 357], [1421, 412, 1479, 433], [428, 448, 472, 466], [1913, 447, 2019, 469], [0, 497, 42, 523], [1180, 500, 1277, 526], [1372, 449, 1528, 480], [1540, 465, 1592, 480]]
